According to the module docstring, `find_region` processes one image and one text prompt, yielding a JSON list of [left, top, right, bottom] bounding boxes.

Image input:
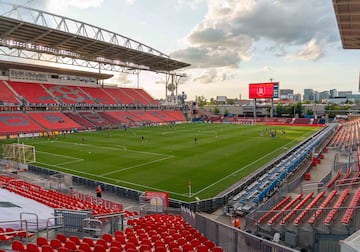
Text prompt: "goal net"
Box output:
[[2, 143, 36, 164]]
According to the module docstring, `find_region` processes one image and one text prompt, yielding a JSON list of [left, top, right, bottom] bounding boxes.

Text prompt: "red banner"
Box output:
[[249, 83, 275, 99]]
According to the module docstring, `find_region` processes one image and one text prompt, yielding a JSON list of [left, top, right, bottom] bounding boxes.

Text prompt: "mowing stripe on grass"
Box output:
[[56, 141, 171, 157], [101, 155, 174, 176], [37, 150, 83, 162]]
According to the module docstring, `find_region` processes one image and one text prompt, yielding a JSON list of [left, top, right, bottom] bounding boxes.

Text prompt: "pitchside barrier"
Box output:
[[181, 207, 298, 252]]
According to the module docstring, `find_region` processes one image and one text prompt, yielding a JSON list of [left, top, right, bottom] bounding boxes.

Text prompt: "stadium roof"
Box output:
[[0, 4, 190, 73], [333, 0, 360, 49], [0, 60, 113, 80]]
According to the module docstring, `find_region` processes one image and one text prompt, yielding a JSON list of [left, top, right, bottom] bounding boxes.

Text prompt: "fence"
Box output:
[[182, 209, 298, 252]]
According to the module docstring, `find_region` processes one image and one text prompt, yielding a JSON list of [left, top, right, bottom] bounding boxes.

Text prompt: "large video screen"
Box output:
[[249, 82, 279, 99]]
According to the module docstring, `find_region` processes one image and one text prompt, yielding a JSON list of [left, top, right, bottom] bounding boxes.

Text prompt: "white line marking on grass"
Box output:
[[114, 145, 127, 150], [53, 141, 169, 157], [57, 159, 85, 166], [102, 155, 174, 176], [36, 161, 182, 195], [37, 151, 83, 161]]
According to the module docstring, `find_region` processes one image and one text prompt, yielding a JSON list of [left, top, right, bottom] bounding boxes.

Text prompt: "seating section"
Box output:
[[103, 87, 135, 105], [341, 187, 360, 225], [8, 81, 57, 105], [0, 112, 44, 135], [267, 194, 303, 225], [257, 196, 291, 224], [0, 175, 118, 216], [63, 111, 94, 129], [79, 86, 117, 104], [123, 88, 151, 105], [78, 112, 111, 128], [0, 80, 19, 104], [292, 118, 311, 124], [308, 190, 337, 224], [293, 191, 325, 225], [281, 192, 314, 224], [27, 112, 81, 131], [43, 84, 95, 104], [8, 213, 223, 252], [135, 89, 159, 105], [324, 189, 350, 225]]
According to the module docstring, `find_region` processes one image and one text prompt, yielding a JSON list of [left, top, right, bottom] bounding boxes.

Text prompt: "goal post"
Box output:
[[2, 143, 36, 164]]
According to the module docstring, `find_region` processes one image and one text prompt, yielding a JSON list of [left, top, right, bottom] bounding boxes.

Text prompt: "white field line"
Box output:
[[37, 149, 84, 166], [101, 155, 174, 176], [35, 161, 182, 196], [36, 140, 175, 183], [55, 141, 170, 157]]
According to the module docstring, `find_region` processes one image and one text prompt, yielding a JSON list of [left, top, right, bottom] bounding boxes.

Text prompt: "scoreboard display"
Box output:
[[249, 82, 279, 99]]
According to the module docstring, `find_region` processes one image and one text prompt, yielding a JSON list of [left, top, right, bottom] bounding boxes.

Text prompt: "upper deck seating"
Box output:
[[0, 112, 43, 135], [135, 89, 159, 105], [122, 88, 150, 105], [8, 81, 57, 105], [27, 112, 81, 131], [79, 86, 117, 104], [0, 81, 19, 104], [43, 84, 95, 104], [103, 87, 134, 105]]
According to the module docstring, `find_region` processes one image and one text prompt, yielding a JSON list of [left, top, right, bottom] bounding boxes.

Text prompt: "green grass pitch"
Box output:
[[1, 123, 320, 201]]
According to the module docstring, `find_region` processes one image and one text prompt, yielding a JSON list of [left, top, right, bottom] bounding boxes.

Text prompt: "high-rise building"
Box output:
[[303, 89, 315, 101], [330, 89, 338, 98]]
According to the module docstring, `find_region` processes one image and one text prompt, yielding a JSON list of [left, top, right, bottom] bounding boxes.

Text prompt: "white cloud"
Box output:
[[287, 39, 323, 61], [170, 0, 335, 86]]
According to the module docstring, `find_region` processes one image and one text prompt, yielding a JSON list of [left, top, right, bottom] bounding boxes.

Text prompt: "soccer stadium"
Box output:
[[0, 1, 359, 252]]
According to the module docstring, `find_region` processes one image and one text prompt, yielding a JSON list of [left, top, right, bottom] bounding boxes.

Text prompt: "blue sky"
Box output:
[[12, 0, 360, 100]]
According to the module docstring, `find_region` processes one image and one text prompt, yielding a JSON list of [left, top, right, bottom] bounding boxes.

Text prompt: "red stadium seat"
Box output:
[[64, 240, 77, 251], [40, 245, 55, 252], [93, 244, 107, 252], [37, 237, 50, 247], [78, 242, 92, 252], [26, 243, 41, 252], [56, 233, 67, 243], [50, 239, 62, 249], [12, 240, 26, 252]]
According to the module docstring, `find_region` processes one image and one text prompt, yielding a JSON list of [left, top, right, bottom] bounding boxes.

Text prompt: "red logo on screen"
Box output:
[[257, 86, 265, 96]]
